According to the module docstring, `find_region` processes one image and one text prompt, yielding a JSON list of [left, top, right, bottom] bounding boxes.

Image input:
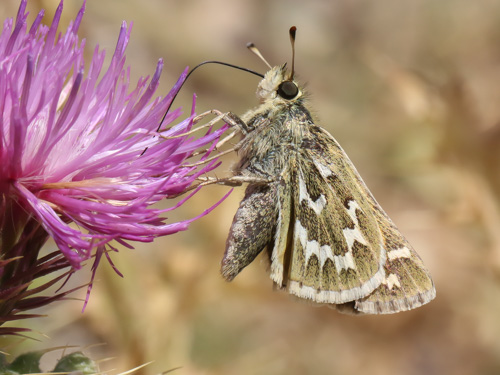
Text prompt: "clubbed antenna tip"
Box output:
[[289, 26, 297, 80]]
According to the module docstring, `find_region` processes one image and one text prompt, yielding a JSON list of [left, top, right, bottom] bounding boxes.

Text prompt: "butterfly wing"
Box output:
[[354, 215, 436, 314], [270, 152, 387, 304], [303, 126, 435, 313]]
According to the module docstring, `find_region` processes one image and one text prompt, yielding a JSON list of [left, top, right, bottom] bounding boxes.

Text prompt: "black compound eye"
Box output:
[[277, 80, 299, 100]]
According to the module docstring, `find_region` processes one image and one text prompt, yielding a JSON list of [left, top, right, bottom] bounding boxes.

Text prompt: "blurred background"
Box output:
[[2, 0, 500, 374]]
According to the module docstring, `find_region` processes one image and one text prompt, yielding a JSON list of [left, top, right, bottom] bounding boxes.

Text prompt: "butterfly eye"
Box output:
[[277, 80, 299, 100]]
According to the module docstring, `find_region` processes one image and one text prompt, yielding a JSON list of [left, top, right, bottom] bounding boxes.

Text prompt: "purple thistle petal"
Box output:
[[0, 0, 230, 276]]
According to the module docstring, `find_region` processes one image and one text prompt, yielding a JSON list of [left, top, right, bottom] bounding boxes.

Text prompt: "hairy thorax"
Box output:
[[234, 101, 315, 178]]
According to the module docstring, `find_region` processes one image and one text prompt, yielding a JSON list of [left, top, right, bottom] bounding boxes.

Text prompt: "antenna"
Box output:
[[289, 26, 297, 80], [246, 42, 272, 69], [155, 61, 264, 134], [141, 60, 264, 156]]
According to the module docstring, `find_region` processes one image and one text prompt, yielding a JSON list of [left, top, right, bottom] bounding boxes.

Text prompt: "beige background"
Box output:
[[2, 0, 500, 374]]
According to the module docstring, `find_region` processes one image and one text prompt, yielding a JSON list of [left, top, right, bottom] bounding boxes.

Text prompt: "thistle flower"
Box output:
[[0, 0, 227, 332]]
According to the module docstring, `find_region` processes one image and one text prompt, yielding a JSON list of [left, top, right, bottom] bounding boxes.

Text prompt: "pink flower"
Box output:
[[0, 0, 228, 329]]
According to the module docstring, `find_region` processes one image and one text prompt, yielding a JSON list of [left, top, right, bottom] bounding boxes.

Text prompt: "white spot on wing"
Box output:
[[388, 246, 411, 261], [313, 161, 333, 178], [342, 200, 368, 250], [295, 221, 356, 272], [345, 200, 361, 222], [298, 172, 326, 215], [342, 226, 367, 249], [383, 274, 401, 290], [334, 250, 356, 273]]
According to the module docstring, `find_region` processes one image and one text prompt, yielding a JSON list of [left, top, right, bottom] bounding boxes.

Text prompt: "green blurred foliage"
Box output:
[[0, 351, 98, 374]]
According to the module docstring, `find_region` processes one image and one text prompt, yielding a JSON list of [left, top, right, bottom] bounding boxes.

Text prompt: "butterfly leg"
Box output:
[[192, 109, 249, 133], [196, 175, 273, 187], [165, 174, 273, 199], [179, 110, 252, 167]]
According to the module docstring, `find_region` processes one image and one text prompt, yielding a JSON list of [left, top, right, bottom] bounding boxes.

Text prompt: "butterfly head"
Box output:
[[256, 64, 302, 104], [249, 27, 301, 105]]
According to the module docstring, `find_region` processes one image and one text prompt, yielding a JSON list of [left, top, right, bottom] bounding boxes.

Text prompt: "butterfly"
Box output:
[[206, 27, 435, 314]]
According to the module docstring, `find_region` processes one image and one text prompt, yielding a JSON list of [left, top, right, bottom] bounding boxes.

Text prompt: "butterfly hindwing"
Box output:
[[354, 214, 436, 314], [222, 183, 278, 281]]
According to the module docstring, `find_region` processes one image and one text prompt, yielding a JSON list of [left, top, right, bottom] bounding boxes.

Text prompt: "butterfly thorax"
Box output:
[[234, 65, 314, 178]]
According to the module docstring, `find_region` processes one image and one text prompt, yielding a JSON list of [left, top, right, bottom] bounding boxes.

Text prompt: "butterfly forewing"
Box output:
[[304, 128, 435, 313], [283, 155, 386, 303]]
